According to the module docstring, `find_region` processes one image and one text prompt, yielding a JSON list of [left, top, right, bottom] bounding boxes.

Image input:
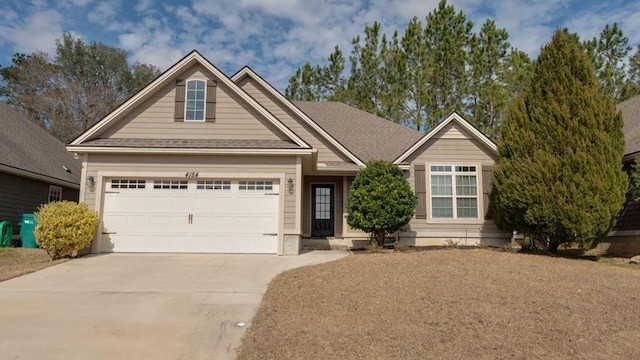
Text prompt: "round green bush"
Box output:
[[35, 201, 98, 259], [346, 160, 417, 246]]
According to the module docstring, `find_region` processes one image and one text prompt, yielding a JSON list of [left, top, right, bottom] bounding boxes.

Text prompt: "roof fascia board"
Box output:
[[393, 112, 498, 164], [231, 67, 365, 166], [623, 152, 639, 163], [71, 51, 310, 149], [0, 163, 80, 189], [66, 146, 313, 156]]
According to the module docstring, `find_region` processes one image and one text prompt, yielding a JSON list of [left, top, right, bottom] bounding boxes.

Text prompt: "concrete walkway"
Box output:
[[0, 251, 347, 360]]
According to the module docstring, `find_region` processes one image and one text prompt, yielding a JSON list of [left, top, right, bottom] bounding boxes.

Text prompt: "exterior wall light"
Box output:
[[86, 176, 95, 188], [287, 178, 294, 192]]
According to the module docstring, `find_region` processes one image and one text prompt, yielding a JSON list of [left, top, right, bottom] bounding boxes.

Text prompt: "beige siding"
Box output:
[[404, 121, 509, 242], [302, 176, 343, 237], [82, 154, 298, 232], [237, 77, 351, 163], [100, 64, 290, 141]]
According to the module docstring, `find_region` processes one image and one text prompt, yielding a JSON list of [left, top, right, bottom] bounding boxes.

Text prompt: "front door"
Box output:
[[311, 184, 334, 237]]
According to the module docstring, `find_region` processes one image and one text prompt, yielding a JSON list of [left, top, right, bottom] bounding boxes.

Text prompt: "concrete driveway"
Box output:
[[0, 251, 347, 360]]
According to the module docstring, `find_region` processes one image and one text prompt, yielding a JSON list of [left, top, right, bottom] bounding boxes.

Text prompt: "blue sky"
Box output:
[[1, 0, 639, 91]]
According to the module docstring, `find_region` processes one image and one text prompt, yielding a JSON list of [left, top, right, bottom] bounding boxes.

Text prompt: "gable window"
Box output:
[[48, 185, 62, 202], [429, 165, 478, 219], [185, 79, 206, 121]]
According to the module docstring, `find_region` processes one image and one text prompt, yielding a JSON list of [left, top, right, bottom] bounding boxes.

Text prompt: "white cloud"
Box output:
[[2, 0, 640, 91], [135, 0, 153, 13], [0, 9, 64, 54], [88, 0, 121, 25]]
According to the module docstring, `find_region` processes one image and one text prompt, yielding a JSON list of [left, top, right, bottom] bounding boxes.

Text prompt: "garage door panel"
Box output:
[[102, 179, 279, 253], [104, 234, 148, 252], [106, 195, 148, 212], [234, 215, 277, 232]]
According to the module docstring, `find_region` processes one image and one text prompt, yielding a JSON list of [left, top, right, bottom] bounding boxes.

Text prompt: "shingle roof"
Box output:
[[617, 95, 640, 157], [82, 138, 301, 149], [0, 103, 80, 186], [294, 101, 424, 162], [612, 200, 640, 232]]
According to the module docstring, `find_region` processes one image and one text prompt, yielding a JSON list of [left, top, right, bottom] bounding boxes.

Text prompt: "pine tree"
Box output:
[[584, 23, 632, 101], [490, 29, 627, 253], [400, 17, 430, 131], [468, 19, 510, 137], [284, 62, 323, 101], [423, 0, 473, 126]]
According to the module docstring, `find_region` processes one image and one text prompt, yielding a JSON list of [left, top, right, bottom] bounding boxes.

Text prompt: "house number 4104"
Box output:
[[185, 172, 199, 178]]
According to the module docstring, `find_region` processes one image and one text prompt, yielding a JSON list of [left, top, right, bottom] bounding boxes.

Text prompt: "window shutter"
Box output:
[[414, 165, 427, 219], [205, 80, 217, 122], [174, 79, 186, 122], [482, 165, 493, 219]]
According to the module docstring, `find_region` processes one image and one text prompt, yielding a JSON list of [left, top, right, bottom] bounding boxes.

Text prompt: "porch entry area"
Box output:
[[303, 176, 353, 238]]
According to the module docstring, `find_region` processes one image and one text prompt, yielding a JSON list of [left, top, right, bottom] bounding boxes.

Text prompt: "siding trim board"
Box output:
[[68, 147, 313, 155]]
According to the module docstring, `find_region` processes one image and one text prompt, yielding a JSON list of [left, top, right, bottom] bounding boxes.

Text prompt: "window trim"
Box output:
[[48, 185, 62, 202], [426, 163, 483, 223], [184, 79, 206, 122]]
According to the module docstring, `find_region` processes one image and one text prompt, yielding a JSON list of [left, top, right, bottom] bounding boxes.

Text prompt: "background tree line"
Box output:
[[286, 0, 640, 137], [0, 34, 161, 143]]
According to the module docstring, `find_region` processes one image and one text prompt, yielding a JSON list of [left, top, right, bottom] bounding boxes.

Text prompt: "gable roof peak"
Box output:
[[393, 112, 498, 164], [69, 50, 310, 149]]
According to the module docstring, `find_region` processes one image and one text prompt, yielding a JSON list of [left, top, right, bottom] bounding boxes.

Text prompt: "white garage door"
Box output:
[[101, 179, 279, 253]]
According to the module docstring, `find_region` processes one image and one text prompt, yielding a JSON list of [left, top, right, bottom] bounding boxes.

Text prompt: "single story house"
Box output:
[[0, 102, 80, 237], [67, 50, 510, 255], [599, 95, 640, 256]]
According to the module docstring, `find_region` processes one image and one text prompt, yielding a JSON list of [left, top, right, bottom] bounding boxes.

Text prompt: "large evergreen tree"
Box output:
[[490, 29, 627, 252]]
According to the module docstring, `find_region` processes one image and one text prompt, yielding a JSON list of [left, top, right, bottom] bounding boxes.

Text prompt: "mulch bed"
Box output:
[[0, 248, 66, 282], [237, 249, 640, 360]]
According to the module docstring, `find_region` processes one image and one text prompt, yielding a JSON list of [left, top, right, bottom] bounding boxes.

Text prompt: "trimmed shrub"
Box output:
[[346, 160, 416, 246], [35, 201, 98, 259]]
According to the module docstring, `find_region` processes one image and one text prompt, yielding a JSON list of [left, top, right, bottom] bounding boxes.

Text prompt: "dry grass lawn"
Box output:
[[237, 249, 640, 360], [0, 248, 66, 282]]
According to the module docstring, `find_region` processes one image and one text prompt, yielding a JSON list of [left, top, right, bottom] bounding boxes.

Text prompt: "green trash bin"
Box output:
[[0, 220, 12, 247], [18, 214, 37, 248]]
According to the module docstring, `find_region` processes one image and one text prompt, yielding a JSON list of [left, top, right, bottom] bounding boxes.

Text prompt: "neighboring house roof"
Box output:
[[231, 67, 366, 166], [70, 50, 310, 150], [294, 101, 424, 162], [0, 102, 80, 188], [393, 112, 498, 164], [612, 200, 640, 232], [617, 94, 640, 160]]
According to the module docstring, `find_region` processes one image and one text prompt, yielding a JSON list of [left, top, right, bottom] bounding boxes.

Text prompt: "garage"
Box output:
[[100, 178, 279, 253]]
